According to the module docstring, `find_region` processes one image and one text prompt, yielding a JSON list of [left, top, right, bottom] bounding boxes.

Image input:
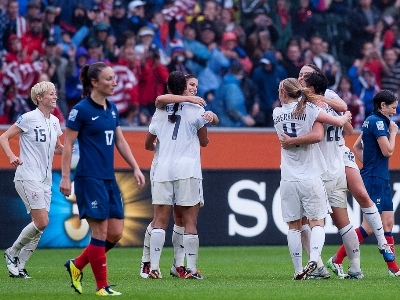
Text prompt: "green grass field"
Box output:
[[1, 245, 399, 299]]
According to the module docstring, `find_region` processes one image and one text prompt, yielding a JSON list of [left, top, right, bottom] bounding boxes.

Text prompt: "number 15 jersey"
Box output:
[[149, 102, 207, 182], [273, 102, 327, 181]]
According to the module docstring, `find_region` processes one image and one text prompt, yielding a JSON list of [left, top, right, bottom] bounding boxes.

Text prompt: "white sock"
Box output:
[[287, 229, 302, 273], [150, 228, 165, 271], [183, 234, 199, 272], [172, 224, 185, 267], [361, 205, 386, 247], [301, 224, 311, 257], [340, 224, 361, 273], [18, 231, 42, 270], [141, 223, 153, 262], [9, 222, 42, 257], [309, 226, 325, 263]]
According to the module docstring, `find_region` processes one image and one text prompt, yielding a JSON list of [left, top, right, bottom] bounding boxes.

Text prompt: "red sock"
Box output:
[[74, 247, 89, 270], [87, 243, 108, 289], [335, 227, 366, 264], [385, 235, 399, 272]]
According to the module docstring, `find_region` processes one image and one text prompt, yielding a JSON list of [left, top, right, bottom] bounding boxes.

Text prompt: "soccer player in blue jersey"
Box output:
[[333, 90, 399, 276], [59, 62, 145, 296], [1, 81, 63, 279]]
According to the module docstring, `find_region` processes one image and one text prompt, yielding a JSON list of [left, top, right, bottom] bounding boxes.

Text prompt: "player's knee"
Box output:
[[34, 218, 49, 231]]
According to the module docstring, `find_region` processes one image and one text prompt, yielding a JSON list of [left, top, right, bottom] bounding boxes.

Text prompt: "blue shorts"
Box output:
[[74, 177, 124, 220], [363, 176, 393, 213]]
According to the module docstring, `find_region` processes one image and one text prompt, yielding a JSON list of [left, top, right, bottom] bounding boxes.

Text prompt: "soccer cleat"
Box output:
[[388, 268, 400, 277], [95, 286, 122, 296], [170, 265, 186, 278], [149, 269, 162, 279], [326, 256, 349, 279], [140, 261, 150, 278], [306, 265, 330, 279], [184, 269, 204, 279], [293, 261, 317, 280], [18, 269, 31, 279], [64, 259, 83, 294], [347, 270, 364, 279], [4, 249, 19, 276], [379, 244, 395, 262]]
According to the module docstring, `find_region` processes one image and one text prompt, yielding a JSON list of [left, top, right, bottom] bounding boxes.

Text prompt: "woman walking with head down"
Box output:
[[59, 62, 145, 296]]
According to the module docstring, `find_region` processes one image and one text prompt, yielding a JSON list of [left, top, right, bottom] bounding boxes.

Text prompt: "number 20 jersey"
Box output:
[[273, 102, 327, 181], [149, 102, 207, 182]]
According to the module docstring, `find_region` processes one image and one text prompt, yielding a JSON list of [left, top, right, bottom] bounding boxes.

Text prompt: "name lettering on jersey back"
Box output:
[[166, 103, 184, 112], [273, 112, 306, 125]]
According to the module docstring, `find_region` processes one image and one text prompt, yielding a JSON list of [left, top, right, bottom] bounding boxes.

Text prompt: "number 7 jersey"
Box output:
[[149, 102, 207, 182], [273, 102, 327, 181]]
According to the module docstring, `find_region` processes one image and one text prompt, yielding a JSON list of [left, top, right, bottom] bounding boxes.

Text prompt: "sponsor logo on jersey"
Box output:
[[69, 109, 78, 121], [376, 121, 385, 130]]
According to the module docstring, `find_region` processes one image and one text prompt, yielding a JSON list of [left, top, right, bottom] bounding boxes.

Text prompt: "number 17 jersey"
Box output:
[[273, 102, 327, 181]]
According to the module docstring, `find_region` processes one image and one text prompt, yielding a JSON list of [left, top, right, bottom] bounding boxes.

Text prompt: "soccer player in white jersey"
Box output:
[[0, 81, 63, 278], [144, 71, 212, 280], [273, 77, 351, 280], [140, 74, 217, 279], [281, 72, 363, 279], [297, 64, 394, 278]]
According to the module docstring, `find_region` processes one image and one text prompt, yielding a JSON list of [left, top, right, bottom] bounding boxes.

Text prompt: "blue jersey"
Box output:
[[360, 111, 391, 180], [66, 96, 120, 179]]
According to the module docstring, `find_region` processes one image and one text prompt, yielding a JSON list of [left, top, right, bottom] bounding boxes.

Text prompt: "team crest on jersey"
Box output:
[[53, 123, 57, 131], [68, 109, 78, 121], [362, 120, 369, 128], [16, 115, 23, 125], [112, 110, 116, 118], [376, 121, 385, 130]]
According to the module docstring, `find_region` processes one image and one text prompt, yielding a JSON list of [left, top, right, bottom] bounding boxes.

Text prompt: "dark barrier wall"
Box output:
[[2, 169, 400, 248]]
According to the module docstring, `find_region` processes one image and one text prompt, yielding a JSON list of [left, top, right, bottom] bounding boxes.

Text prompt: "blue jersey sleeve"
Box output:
[[66, 107, 83, 132], [371, 119, 389, 140]]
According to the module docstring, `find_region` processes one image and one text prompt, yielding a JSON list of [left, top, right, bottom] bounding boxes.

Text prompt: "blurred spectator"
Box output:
[[220, 31, 253, 73], [135, 26, 169, 65], [291, 0, 316, 42], [161, 0, 197, 22], [86, 40, 109, 64], [53, 0, 93, 25], [212, 62, 255, 127], [60, 4, 91, 35], [304, 35, 339, 87], [220, 7, 246, 46], [120, 30, 137, 49], [21, 15, 45, 61], [0, 0, 7, 52], [197, 23, 230, 99], [381, 47, 400, 96], [148, 11, 171, 55], [4, 34, 31, 63], [240, 0, 271, 34], [42, 6, 62, 44], [335, 75, 365, 129], [251, 51, 287, 127], [348, 41, 385, 92], [128, 0, 149, 34], [119, 102, 151, 126], [281, 42, 305, 78], [191, 0, 225, 42], [357, 67, 380, 117], [2, 0, 27, 53], [135, 40, 169, 116], [181, 23, 211, 76], [110, 0, 131, 47], [168, 39, 192, 74], [240, 68, 263, 126], [24, 0, 42, 22], [65, 46, 89, 111], [348, 0, 381, 58], [271, 0, 292, 52], [87, 22, 119, 62]]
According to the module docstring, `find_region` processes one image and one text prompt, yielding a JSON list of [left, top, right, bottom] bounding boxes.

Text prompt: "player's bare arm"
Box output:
[[280, 121, 324, 149], [144, 132, 157, 151], [353, 134, 363, 163], [60, 128, 78, 196], [197, 126, 209, 147], [0, 124, 23, 167], [155, 94, 206, 109]]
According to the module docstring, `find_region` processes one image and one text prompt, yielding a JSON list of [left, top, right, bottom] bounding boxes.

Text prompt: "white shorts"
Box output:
[[15, 180, 51, 213], [324, 170, 348, 209], [280, 176, 328, 222], [341, 145, 359, 170], [152, 178, 204, 207]]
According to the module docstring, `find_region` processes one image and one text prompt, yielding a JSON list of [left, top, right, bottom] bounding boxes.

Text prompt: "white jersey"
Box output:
[[149, 102, 207, 182], [319, 105, 345, 181], [273, 102, 327, 181], [14, 108, 62, 185]]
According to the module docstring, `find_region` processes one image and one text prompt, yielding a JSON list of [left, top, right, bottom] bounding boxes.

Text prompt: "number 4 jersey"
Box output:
[[14, 108, 62, 185], [273, 102, 327, 181], [149, 102, 207, 182]]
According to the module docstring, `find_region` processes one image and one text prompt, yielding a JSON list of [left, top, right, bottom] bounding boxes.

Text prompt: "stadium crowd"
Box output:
[[1, 0, 400, 127]]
